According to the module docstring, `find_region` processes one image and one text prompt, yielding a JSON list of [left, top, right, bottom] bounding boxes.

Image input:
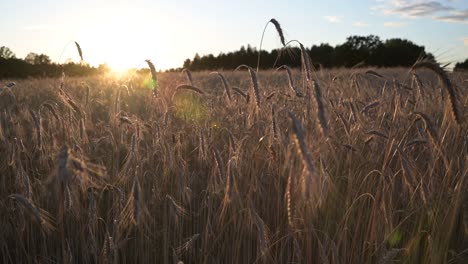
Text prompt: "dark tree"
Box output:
[[309, 44, 334, 68], [0, 46, 16, 59], [183, 59, 191, 69], [25, 53, 51, 65], [454, 59, 468, 71], [371, 38, 426, 67], [334, 35, 383, 67]]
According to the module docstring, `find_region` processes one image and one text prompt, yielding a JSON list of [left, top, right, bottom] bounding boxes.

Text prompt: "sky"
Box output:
[[0, 0, 467, 70]]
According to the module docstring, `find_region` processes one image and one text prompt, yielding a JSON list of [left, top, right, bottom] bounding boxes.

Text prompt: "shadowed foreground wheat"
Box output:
[[0, 18, 466, 264]]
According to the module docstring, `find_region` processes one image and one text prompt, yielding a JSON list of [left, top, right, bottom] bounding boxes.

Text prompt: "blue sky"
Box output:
[[0, 0, 467, 70]]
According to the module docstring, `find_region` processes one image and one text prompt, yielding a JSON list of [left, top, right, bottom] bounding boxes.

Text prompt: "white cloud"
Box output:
[[375, 1, 468, 23], [323, 16, 341, 23], [353, 21, 369, 27], [383, 22, 405, 27], [464, 38, 468, 46]]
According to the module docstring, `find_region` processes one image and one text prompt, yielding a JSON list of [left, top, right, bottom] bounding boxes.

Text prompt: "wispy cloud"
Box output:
[[464, 38, 468, 46], [434, 10, 468, 23], [21, 24, 50, 31], [376, 1, 468, 23], [353, 21, 369, 27], [323, 16, 341, 23], [384, 21, 406, 27], [383, 1, 453, 17]]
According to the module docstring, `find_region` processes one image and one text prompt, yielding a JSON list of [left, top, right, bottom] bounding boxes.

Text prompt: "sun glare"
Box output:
[[109, 67, 132, 78], [76, 6, 155, 74], [71, 5, 190, 72], [106, 58, 135, 75]]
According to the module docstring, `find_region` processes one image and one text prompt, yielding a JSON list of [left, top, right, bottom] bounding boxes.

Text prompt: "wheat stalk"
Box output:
[[9, 194, 55, 233], [166, 194, 187, 227], [175, 234, 200, 255], [300, 42, 313, 81], [277, 65, 304, 97], [29, 110, 41, 149], [212, 148, 224, 179], [286, 172, 296, 228], [145, 60, 159, 96], [249, 200, 270, 260], [232, 87, 248, 101], [365, 70, 385, 79], [176, 84, 205, 95], [257, 18, 286, 71], [288, 112, 315, 176], [412, 59, 462, 125], [74, 41, 83, 61], [41, 102, 60, 122], [132, 175, 140, 225], [361, 101, 380, 114], [367, 130, 389, 139], [236, 65, 261, 108], [271, 104, 278, 141], [211, 72, 232, 101], [182, 68, 194, 86], [312, 80, 328, 137]]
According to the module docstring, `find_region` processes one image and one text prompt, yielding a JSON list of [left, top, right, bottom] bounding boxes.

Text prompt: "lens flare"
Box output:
[[173, 93, 208, 124]]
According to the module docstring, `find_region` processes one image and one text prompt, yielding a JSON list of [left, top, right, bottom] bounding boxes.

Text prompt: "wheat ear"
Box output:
[[211, 72, 232, 101], [236, 65, 261, 108], [74, 41, 83, 61], [257, 18, 287, 71], [412, 59, 462, 125]]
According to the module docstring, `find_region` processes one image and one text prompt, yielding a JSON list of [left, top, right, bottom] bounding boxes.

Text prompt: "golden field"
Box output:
[[0, 66, 467, 263]]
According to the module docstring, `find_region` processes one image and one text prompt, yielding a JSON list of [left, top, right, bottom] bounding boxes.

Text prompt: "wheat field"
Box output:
[[0, 63, 466, 263], [0, 19, 467, 262]]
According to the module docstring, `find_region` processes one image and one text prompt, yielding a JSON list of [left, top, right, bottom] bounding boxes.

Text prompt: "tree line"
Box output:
[[0, 46, 108, 79], [182, 35, 468, 71], [1, 34, 467, 79]]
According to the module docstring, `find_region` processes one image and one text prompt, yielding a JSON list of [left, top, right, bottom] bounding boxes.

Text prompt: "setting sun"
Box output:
[[75, 6, 152, 71]]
